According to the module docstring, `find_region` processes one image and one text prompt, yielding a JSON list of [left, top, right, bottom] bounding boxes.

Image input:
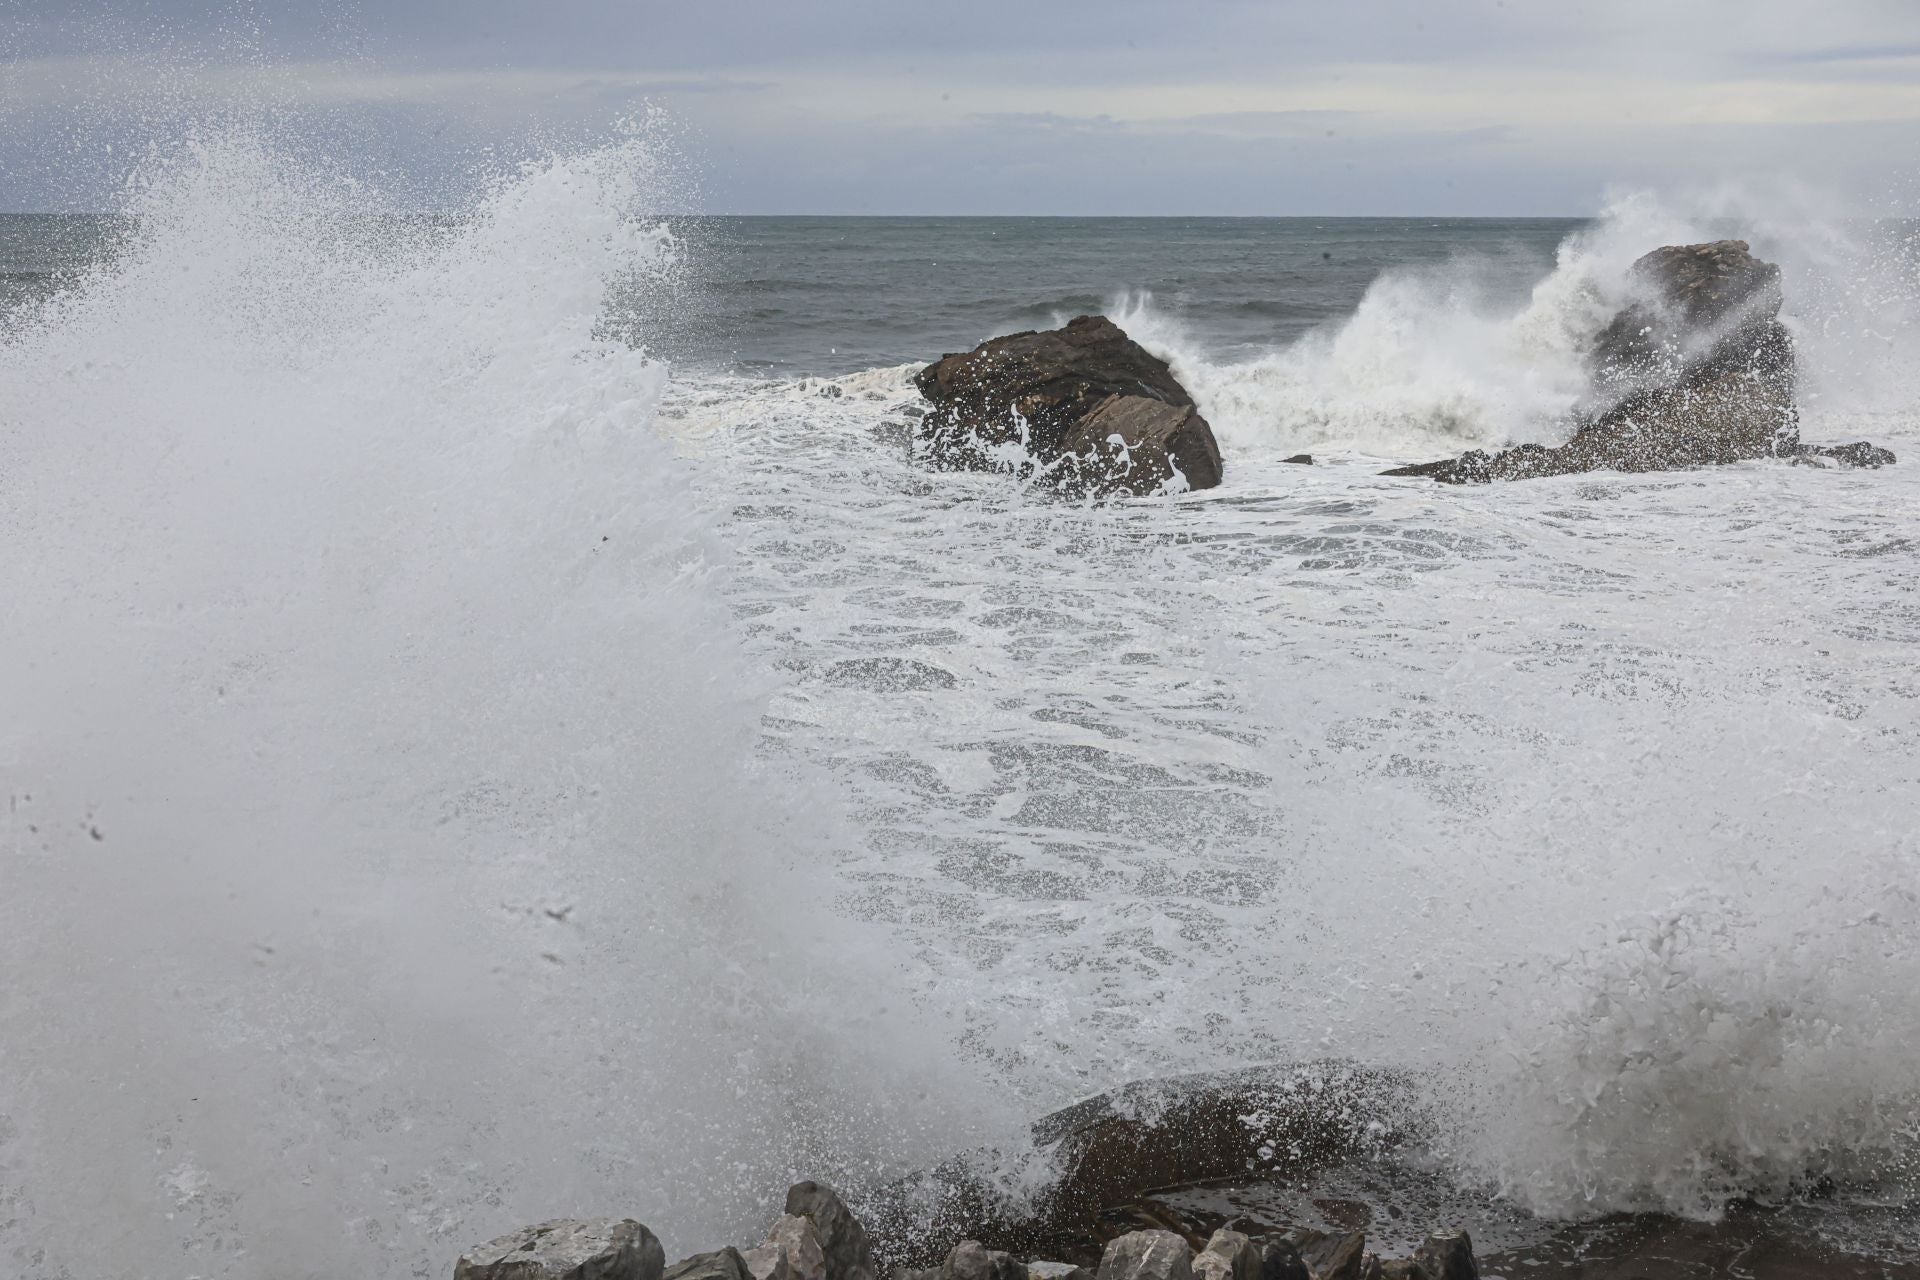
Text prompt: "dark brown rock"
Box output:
[[1383, 240, 1893, 482], [455, 1219, 665, 1280], [1282, 454, 1314, 466], [915, 316, 1223, 496]]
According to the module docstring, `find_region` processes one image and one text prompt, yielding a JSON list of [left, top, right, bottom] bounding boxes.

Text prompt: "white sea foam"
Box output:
[[1112, 190, 1920, 461], [666, 188, 1920, 1239], [0, 131, 1010, 1279], [6, 132, 1920, 1280]]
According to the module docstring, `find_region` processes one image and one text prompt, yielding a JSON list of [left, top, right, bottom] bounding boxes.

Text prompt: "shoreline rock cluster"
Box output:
[[911, 239, 1893, 496], [452, 1183, 1479, 1280]]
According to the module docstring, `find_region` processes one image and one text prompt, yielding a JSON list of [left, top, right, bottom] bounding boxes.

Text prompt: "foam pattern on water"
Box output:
[[6, 142, 1920, 1279], [664, 297, 1920, 1221]]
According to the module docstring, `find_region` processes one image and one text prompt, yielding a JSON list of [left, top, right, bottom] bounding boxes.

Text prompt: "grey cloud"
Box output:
[[4, 0, 1919, 213], [967, 112, 1127, 133]]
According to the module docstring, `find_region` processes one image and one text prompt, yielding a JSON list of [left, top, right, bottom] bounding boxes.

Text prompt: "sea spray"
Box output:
[[683, 239, 1920, 1233], [0, 130, 1016, 1280], [1106, 189, 1920, 462]]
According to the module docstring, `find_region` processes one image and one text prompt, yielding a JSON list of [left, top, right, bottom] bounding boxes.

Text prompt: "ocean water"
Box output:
[[3, 136, 1919, 1280]]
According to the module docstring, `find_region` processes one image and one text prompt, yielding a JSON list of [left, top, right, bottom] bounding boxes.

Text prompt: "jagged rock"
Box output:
[[1029, 1263, 1097, 1280], [743, 1243, 795, 1280], [1410, 1233, 1476, 1280], [748, 1217, 827, 1280], [1290, 1229, 1367, 1280], [785, 1182, 879, 1280], [1357, 1255, 1384, 1280], [1373, 1231, 1478, 1280], [1383, 240, 1893, 482], [914, 316, 1223, 496], [667, 1249, 754, 1280], [939, 1240, 1027, 1280], [1097, 1229, 1196, 1280], [1192, 1230, 1261, 1280], [455, 1219, 665, 1280], [1258, 1239, 1310, 1280]]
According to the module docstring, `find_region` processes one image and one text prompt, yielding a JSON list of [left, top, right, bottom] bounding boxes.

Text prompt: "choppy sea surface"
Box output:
[[2, 141, 1918, 1280]]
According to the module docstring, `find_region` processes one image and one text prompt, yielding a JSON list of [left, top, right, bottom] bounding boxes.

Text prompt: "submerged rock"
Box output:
[[1097, 1230, 1195, 1280], [455, 1219, 665, 1280], [1384, 239, 1894, 482], [914, 316, 1223, 496]]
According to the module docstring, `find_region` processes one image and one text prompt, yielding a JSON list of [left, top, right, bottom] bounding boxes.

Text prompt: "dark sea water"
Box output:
[[646, 216, 1582, 375], [4, 146, 1920, 1280], [4, 213, 1579, 376]]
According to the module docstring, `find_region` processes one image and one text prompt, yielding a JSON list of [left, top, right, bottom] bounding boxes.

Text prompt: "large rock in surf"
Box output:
[[1097, 1230, 1194, 1280], [914, 316, 1224, 496], [1384, 239, 1895, 482], [455, 1219, 665, 1280], [783, 1182, 880, 1280], [1191, 1230, 1260, 1280]]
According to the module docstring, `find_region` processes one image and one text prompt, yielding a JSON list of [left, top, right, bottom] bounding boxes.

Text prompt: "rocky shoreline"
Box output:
[[446, 1064, 1920, 1280], [452, 1183, 1481, 1280]]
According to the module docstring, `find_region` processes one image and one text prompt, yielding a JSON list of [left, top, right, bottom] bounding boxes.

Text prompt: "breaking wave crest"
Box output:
[[0, 130, 1009, 1279], [1108, 190, 1920, 459], [5, 126, 1920, 1280]]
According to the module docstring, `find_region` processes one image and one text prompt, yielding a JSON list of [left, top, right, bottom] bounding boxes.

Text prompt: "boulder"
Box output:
[[1384, 240, 1894, 482], [1375, 1232, 1477, 1280], [938, 1240, 1028, 1280], [667, 1250, 755, 1280], [748, 1216, 828, 1280], [1290, 1230, 1366, 1280], [1028, 1263, 1097, 1280], [784, 1182, 879, 1280], [455, 1219, 665, 1280], [1097, 1230, 1196, 1280], [1410, 1233, 1477, 1280], [1258, 1240, 1310, 1280], [1192, 1230, 1261, 1280], [914, 316, 1223, 496]]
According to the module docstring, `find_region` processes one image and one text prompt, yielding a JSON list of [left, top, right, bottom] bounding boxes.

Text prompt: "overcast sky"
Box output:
[[5, 0, 1920, 213]]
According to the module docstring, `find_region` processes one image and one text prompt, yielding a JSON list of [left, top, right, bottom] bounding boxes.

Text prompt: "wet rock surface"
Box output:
[[1098, 1230, 1197, 1280], [455, 1086, 1919, 1280], [1384, 239, 1896, 482], [455, 1218, 665, 1280], [666, 1249, 755, 1280], [787, 1182, 881, 1280], [914, 315, 1223, 496]]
